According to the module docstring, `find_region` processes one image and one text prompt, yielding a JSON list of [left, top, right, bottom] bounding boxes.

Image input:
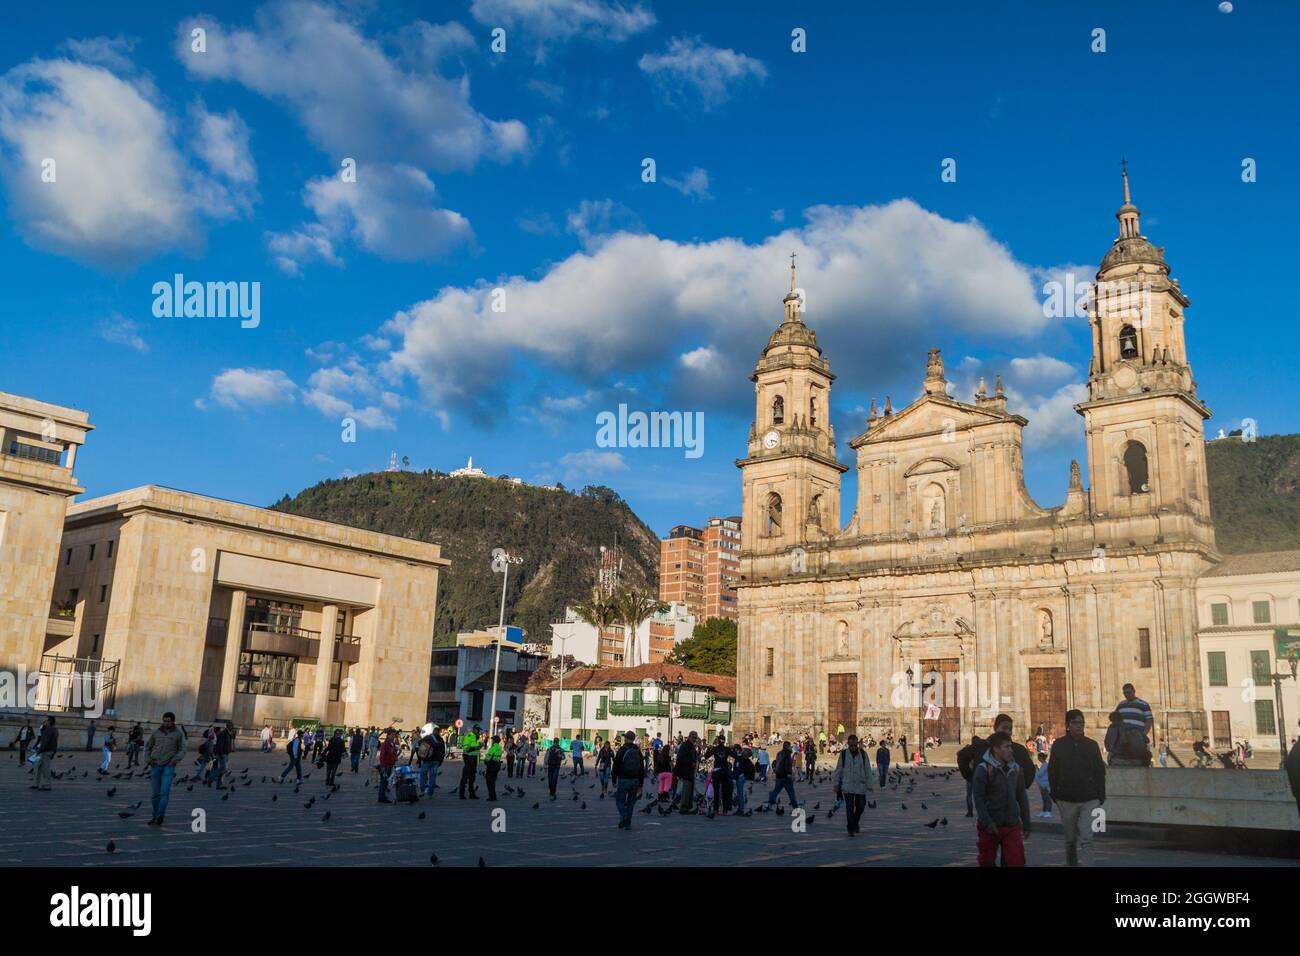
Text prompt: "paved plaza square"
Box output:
[[2, 748, 1295, 868]]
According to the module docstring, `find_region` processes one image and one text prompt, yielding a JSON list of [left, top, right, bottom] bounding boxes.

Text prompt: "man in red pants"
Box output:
[[972, 731, 1032, 866]]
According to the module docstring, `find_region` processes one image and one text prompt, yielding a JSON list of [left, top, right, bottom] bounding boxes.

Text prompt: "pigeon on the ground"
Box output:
[[106, 841, 116, 853], [925, 818, 940, 828]]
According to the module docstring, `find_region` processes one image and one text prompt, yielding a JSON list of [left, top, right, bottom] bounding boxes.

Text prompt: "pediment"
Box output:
[[850, 394, 1017, 447]]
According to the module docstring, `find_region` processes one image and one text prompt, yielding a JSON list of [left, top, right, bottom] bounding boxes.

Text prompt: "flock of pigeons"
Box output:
[[16, 749, 964, 864]]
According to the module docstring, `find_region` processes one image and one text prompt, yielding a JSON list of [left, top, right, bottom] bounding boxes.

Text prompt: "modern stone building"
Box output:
[[736, 172, 1217, 744], [0, 391, 92, 672], [45, 484, 448, 729]]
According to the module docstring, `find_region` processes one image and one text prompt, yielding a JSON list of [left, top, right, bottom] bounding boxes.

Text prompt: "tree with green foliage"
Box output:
[[615, 587, 666, 667], [667, 617, 737, 676]]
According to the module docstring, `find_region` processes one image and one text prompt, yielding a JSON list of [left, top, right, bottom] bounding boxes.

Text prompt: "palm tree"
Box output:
[[614, 587, 667, 667], [572, 588, 620, 660]]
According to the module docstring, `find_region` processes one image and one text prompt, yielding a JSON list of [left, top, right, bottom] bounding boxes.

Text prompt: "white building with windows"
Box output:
[[542, 663, 736, 745], [549, 601, 696, 667], [1197, 550, 1300, 757]]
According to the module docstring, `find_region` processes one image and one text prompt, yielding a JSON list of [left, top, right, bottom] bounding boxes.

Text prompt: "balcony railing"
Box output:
[[609, 700, 708, 719], [4, 440, 63, 465], [206, 617, 357, 659]]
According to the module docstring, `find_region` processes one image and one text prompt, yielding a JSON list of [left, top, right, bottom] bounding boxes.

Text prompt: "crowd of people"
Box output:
[[13, 677, 1300, 867]]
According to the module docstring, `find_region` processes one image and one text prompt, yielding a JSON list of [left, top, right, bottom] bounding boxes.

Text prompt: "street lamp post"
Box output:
[[905, 665, 939, 767], [1267, 656, 1297, 769], [553, 632, 569, 743], [488, 548, 523, 745], [655, 673, 685, 743]]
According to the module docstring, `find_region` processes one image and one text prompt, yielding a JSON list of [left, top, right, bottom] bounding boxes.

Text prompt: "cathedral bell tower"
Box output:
[[737, 258, 847, 562], [1076, 164, 1214, 532]]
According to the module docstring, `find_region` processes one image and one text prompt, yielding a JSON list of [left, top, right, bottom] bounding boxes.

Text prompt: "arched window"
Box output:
[[766, 492, 783, 536], [1119, 324, 1139, 360], [772, 396, 785, 425], [807, 493, 823, 527], [1123, 440, 1149, 494]]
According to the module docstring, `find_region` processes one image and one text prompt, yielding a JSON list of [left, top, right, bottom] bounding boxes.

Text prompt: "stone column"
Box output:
[[311, 605, 339, 720], [218, 590, 247, 719]]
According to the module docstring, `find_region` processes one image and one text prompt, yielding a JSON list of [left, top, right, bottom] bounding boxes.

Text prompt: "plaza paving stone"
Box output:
[[1, 748, 1295, 868]]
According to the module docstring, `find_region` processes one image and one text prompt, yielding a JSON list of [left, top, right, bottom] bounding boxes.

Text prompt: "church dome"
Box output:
[[1099, 235, 1167, 274], [762, 316, 822, 356]]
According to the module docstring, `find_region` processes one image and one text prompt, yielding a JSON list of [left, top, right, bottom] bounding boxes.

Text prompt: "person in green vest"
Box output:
[[484, 735, 504, 801], [818, 730, 828, 753], [836, 722, 846, 745], [458, 725, 481, 799]]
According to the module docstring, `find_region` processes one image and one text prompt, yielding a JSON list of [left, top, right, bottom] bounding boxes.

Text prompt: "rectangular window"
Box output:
[[329, 661, 346, 702], [1254, 699, 1276, 735], [1138, 628, 1151, 668], [65, 548, 72, 566], [632, 688, 643, 703], [1211, 603, 1228, 626], [91, 634, 100, 653], [107, 540, 114, 558], [596, 695, 607, 720], [1252, 600, 1271, 624], [509, 695, 517, 710], [88, 543, 95, 560], [1206, 651, 1228, 687], [236, 652, 297, 697], [99, 584, 107, 603], [571, 694, 582, 718], [1250, 650, 1271, 685], [765, 647, 774, 677]]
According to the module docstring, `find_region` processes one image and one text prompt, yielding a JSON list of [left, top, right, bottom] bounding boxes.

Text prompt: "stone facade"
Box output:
[[736, 175, 1217, 744], [0, 391, 91, 671], [46, 485, 448, 729]]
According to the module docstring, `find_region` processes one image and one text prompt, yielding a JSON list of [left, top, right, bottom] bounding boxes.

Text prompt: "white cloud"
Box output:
[[0, 56, 248, 270], [265, 223, 342, 275], [770, 209, 785, 223], [950, 355, 1087, 449], [191, 102, 256, 185], [374, 199, 1049, 423], [664, 167, 711, 200], [639, 36, 766, 109], [565, 198, 642, 248], [200, 368, 297, 410], [301, 351, 399, 430], [559, 449, 628, 482], [177, 1, 527, 172], [97, 314, 148, 353], [470, 0, 654, 48]]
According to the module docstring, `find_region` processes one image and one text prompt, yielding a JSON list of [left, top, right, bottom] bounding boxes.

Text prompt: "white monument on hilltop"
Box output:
[[449, 456, 487, 478]]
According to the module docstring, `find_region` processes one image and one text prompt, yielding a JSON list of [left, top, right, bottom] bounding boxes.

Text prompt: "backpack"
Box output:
[[619, 745, 642, 777], [417, 739, 433, 761]]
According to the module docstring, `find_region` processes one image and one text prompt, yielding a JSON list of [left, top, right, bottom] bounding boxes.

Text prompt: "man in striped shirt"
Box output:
[[1112, 684, 1154, 765]]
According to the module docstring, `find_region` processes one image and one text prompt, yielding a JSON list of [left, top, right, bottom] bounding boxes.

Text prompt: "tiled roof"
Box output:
[[540, 662, 736, 698], [462, 669, 533, 693], [1201, 550, 1300, 578]]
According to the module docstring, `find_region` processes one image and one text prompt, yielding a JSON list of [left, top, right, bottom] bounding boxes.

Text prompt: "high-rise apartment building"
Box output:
[[658, 516, 741, 623]]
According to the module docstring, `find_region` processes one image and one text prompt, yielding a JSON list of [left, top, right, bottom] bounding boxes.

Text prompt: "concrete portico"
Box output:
[[47, 485, 449, 729]]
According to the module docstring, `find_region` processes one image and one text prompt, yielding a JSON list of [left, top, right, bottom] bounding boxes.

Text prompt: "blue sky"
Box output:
[[1, 0, 1296, 538]]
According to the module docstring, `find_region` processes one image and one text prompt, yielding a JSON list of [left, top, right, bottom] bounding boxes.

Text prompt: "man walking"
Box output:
[[763, 740, 799, 809], [458, 724, 481, 799], [210, 723, 232, 788], [377, 729, 398, 803], [13, 719, 36, 767], [674, 731, 699, 813], [279, 730, 305, 783], [349, 727, 364, 773], [545, 738, 564, 799], [31, 717, 58, 791], [875, 738, 891, 789], [570, 736, 586, 777], [84, 717, 96, 752], [483, 735, 504, 801], [145, 712, 187, 826], [417, 726, 445, 796], [832, 734, 873, 836], [323, 728, 345, 787], [972, 731, 1032, 867], [611, 731, 644, 829], [1048, 709, 1106, 866]]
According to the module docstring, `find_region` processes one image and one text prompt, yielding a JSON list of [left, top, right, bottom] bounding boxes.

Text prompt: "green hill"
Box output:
[[1206, 434, 1300, 554], [270, 472, 659, 645]]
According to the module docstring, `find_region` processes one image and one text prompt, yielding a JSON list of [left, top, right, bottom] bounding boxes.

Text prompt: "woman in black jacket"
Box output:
[[705, 736, 733, 816]]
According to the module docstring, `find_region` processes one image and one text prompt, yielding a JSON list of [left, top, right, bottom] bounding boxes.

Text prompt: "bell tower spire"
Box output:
[[1117, 158, 1141, 239], [783, 252, 802, 323]]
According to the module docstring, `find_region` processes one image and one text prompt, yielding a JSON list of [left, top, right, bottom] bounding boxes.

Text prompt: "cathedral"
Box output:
[[735, 171, 1217, 744]]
